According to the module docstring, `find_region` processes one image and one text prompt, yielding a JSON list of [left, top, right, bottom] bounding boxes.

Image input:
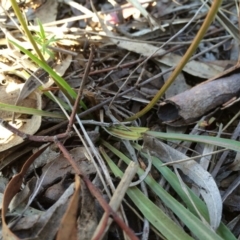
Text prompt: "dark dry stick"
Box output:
[[0, 125, 138, 238], [34, 37, 230, 136], [0, 119, 72, 142], [84, 44, 181, 77], [67, 45, 95, 132], [0, 120, 138, 239], [55, 138, 139, 240]]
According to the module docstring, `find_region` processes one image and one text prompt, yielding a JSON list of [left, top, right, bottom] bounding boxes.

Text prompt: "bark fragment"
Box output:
[[158, 73, 240, 125]]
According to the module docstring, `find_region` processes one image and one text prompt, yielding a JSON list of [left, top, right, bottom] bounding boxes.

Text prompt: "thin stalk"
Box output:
[[126, 0, 222, 121], [10, 0, 45, 63]]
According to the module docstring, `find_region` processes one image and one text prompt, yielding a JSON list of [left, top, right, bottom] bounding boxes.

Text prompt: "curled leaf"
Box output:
[[143, 135, 222, 230]]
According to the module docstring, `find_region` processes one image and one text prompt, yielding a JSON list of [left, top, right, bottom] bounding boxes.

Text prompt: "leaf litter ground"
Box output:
[[0, 0, 240, 239]]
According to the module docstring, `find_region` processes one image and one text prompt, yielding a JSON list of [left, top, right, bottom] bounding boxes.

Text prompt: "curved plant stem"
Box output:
[[126, 0, 222, 121], [10, 0, 45, 62]]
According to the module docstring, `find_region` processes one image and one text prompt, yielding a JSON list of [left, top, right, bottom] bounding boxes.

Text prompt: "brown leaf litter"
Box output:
[[1, 0, 240, 239]]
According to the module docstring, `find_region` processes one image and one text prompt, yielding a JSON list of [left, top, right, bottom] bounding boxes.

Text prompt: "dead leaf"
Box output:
[[40, 147, 96, 188], [77, 181, 98, 240], [56, 175, 81, 240], [143, 135, 222, 230], [1, 145, 49, 239], [0, 81, 42, 152], [44, 175, 73, 203], [26, 144, 59, 175], [14, 61, 53, 107], [10, 179, 43, 222], [12, 183, 75, 239], [190, 140, 216, 198], [9, 177, 37, 212], [0, 144, 34, 171], [15, 54, 72, 107], [34, 0, 58, 24]]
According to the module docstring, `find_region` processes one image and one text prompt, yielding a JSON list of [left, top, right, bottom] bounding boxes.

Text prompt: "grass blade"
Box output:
[[133, 143, 236, 240], [0, 102, 65, 119], [101, 147, 193, 240], [146, 131, 240, 152], [101, 140, 225, 240]]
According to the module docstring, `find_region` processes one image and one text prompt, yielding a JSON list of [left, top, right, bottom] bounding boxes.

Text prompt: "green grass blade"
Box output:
[[101, 140, 224, 240], [100, 148, 193, 240], [133, 143, 236, 240], [146, 131, 240, 152], [0, 102, 65, 119], [10, 0, 45, 62], [9, 40, 88, 111], [10, 40, 76, 98]]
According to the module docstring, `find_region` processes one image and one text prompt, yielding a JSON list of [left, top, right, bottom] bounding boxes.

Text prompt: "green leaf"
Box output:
[[0, 102, 65, 118], [101, 147, 193, 240], [146, 131, 240, 152], [9, 40, 88, 111], [36, 19, 46, 40], [133, 143, 236, 240], [101, 140, 225, 240]]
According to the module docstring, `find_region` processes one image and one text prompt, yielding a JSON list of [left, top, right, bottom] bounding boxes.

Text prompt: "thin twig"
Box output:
[[0, 121, 138, 239], [0, 119, 72, 142], [55, 139, 139, 240], [26, 37, 229, 137], [67, 45, 95, 132]]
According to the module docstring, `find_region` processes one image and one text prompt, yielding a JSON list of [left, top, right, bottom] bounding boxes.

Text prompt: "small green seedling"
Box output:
[[33, 19, 59, 59]]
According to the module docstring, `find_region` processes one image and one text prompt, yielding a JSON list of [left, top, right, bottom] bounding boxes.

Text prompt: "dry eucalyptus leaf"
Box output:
[[9, 177, 42, 217], [0, 81, 42, 152], [15, 62, 53, 107], [26, 144, 59, 175], [12, 183, 74, 239], [56, 175, 81, 240], [77, 182, 98, 240], [9, 178, 36, 212], [16, 55, 72, 106], [0, 82, 37, 119], [34, 0, 58, 24], [95, 8, 223, 79], [29, 183, 74, 239], [190, 141, 215, 198], [2, 145, 49, 239], [143, 135, 222, 230], [40, 147, 96, 188]]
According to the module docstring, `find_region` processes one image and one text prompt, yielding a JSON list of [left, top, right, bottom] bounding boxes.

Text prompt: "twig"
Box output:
[[67, 45, 95, 132], [126, 0, 223, 120], [31, 37, 230, 137], [92, 161, 138, 240], [0, 119, 72, 142], [55, 138, 139, 240]]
